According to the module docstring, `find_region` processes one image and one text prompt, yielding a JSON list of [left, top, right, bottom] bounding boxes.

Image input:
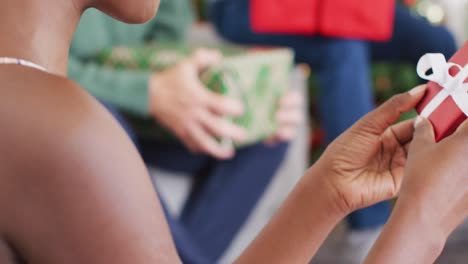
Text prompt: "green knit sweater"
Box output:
[[68, 0, 194, 117]]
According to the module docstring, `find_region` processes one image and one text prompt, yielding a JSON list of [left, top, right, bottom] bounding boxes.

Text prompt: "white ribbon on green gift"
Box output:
[[417, 53, 468, 118]]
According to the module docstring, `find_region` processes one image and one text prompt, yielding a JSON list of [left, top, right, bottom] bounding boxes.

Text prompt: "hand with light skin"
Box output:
[[365, 117, 468, 264], [265, 89, 303, 145], [148, 49, 247, 160], [148, 48, 303, 157]]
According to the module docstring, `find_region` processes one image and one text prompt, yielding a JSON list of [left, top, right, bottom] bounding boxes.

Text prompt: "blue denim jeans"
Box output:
[[209, 0, 456, 230]]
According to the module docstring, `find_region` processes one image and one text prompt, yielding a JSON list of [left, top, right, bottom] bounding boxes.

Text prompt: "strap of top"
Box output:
[[0, 57, 47, 72]]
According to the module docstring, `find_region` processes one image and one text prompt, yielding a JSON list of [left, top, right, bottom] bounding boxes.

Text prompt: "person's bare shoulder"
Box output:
[[0, 67, 135, 173], [0, 67, 178, 263]]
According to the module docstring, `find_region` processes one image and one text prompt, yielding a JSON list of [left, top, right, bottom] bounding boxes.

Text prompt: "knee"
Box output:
[[321, 39, 368, 68]]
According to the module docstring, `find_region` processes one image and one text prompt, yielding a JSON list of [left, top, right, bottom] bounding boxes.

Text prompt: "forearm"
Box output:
[[235, 164, 346, 264], [364, 197, 446, 264]]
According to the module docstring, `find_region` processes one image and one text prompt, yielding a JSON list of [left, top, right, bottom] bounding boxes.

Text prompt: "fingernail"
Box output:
[[409, 85, 426, 96], [414, 116, 425, 128]]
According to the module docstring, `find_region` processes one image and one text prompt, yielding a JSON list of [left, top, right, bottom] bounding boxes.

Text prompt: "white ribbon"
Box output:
[[417, 53, 468, 118]]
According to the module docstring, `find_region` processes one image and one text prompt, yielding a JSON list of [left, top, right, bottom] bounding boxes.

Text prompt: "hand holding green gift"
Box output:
[[98, 43, 298, 157], [148, 49, 247, 159]]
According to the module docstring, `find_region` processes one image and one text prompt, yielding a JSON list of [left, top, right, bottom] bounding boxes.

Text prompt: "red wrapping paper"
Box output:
[[250, 0, 395, 41], [416, 42, 468, 142]]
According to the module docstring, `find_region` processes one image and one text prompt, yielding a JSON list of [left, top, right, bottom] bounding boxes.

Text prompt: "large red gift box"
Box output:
[[250, 0, 319, 34], [415, 42, 468, 142], [250, 0, 395, 41]]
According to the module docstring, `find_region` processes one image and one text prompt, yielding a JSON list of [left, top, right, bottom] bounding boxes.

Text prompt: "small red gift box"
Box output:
[[250, 0, 395, 41], [415, 42, 468, 142]]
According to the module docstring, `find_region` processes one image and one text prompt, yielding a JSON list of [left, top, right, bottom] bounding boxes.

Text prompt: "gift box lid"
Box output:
[[416, 41, 468, 142]]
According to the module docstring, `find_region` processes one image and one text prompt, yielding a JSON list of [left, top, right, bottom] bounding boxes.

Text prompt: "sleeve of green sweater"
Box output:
[[144, 0, 194, 42], [68, 53, 152, 118], [68, 2, 193, 117]]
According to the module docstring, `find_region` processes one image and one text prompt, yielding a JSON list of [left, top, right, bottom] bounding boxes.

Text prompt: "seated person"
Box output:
[[68, 2, 302, 263], [0, 0, 465, 263], [209, 1, 457, 261]]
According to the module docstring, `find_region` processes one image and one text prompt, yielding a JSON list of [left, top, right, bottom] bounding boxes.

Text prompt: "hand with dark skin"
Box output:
[[235, 85, 427, 263], [365, 117, 468, 264], [316, 85, 426, 214]]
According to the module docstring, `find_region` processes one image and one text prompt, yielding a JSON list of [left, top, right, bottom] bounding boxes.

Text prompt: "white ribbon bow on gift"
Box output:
[[417, 53, 468, 118]]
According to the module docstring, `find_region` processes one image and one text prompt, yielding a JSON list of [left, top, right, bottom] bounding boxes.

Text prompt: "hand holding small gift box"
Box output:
[[415, 42, 468, 142]]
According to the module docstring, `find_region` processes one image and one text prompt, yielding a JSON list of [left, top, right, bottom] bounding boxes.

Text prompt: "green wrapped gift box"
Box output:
[[97, 43, 294, 148]]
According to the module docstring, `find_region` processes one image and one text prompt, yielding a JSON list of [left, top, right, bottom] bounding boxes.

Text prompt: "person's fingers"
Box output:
[[355, 85, 426, 135], [198, 110, 247, 143], [389, 119, 416, 146], [263, 137, 277, 146], [203, 89, 244, 117], [404, 142, 411, 153], [274, 125, 297, 142], [175, 123, 202, 154], [451, 120, 468, 146], [454, 119, 468, 135], [276, 108, 303, 126], [181, 137, 199, 154], [188, 124, 234, 160], [279, 90, 303, 109], [382, 168, 404, 200], [189, 48, 222, 71], [411, 116, 435, 149], [265, 122, 300, 145]]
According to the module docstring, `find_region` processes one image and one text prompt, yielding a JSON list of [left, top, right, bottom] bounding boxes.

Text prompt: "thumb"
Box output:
[[412, 116, 435, 148], [455, 119, 468, 135], [352, 85, 426, 135]]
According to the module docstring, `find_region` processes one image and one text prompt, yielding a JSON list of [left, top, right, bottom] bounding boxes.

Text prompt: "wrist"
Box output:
[[303, 163, 349, 220], [391, 197, 447, 257], [364, 198, 446, 264], [398, 186, 455, 239]]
